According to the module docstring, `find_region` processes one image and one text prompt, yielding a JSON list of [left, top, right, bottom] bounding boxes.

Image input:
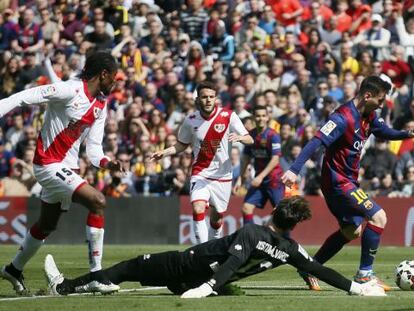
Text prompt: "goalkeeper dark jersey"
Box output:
[[182, 224, 352, 291]]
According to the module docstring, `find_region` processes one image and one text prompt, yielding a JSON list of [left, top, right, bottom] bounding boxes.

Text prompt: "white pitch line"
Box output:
[[238, 285, 400, 290], [0, 286, 166, 302]]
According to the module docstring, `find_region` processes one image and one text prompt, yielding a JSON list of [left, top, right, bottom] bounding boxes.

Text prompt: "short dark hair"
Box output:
[[358, 75, 391, 98], [79, 51, 118, 80], [253, 105, 268, 114], [196, 81, 217, 95], [272, 196, 312, 230]]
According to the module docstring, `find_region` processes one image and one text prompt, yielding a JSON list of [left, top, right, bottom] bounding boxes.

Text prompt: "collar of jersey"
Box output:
[[82, 80, 96, 103]]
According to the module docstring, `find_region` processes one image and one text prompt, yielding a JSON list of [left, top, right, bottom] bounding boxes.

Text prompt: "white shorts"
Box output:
[[34, 163, 86, 211], [190, 176, 232, 213]]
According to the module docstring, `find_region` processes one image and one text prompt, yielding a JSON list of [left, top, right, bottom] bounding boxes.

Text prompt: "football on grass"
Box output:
[[395, 260, 414, 291]]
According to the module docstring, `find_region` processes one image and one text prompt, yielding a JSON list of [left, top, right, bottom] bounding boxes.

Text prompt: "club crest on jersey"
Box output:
[[41, 85, 57, 98], [214, 123, 226, 133], [320, 120, 337, 136], [93, 107, 102, 118], [220, 111, 229, 117]]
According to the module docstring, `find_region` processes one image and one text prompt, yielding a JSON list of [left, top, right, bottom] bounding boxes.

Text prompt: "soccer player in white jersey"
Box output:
[[151, 81, 253, 244], [0, 51, 121, 294]]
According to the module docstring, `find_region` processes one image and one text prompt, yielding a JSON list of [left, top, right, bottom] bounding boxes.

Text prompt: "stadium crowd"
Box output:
[[0, 0, 413, 198]]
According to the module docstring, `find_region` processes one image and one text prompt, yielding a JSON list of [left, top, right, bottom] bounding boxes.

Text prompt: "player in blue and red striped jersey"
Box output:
[[282, 76, 414, 291], [235, 106, 284, 225]]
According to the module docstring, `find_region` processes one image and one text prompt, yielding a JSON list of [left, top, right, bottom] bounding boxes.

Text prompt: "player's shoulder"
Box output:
[[185, 111, 200, 121], [52, 79, 81, 94], [219, 108, 233, 118]]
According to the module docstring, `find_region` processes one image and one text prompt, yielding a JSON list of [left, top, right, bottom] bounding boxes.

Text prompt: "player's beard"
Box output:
[[200, 103, 215, 116]]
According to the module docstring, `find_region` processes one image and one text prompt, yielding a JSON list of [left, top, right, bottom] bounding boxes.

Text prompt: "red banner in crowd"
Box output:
[[179, 196, 414, 246], [0, 198, 27, 245]]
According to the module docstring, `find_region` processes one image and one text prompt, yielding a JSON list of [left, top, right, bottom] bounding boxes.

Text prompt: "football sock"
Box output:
[[193, 212, 208, 244], [86, 213, 104, 272], [243, 213, 254, 225], [314, 230, 350, 264], [209, 216, 223, 240], [12, 223, 47, 271], [359, 223, 383, 271]]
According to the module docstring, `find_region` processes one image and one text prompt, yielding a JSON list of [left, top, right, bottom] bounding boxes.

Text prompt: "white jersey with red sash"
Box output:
[[178, 106, 248, 181], [0, 79, 110, 169]]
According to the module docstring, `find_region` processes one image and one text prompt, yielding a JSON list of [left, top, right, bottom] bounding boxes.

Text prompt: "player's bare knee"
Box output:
[[92, 192, 106, 212], [370, 209, 387, 228], [242, 204, 254, 215], [192, 203, 206, 214]]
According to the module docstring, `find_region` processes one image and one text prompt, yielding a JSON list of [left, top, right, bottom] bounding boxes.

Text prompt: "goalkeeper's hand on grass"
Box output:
[[349, 280, 386, 297], [181, 283, 214, 298]]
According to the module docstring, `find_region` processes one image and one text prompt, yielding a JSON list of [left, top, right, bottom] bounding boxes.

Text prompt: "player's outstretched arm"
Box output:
[[288, 246, 386, 296], [150, 141, 189, 161], [0, 82, 72, 118], [371, 118, 414, 140]]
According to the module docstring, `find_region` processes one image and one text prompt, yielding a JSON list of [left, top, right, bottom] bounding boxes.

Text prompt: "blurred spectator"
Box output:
[[180, 0, 208, 42], [353, 14, 390, 61], [360, 138, 397, 181], [84, 6, 115, 39], [11, 8, 44, 53], [104, 0, 129, 37], [60, 6, 85, 42], [135, 158, 166, 196], [84, 20, 113, 50], [0, 56, 23, 97]]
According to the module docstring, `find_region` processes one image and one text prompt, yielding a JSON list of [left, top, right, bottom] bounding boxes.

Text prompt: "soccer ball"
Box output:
[[395, 260, 414, 290]]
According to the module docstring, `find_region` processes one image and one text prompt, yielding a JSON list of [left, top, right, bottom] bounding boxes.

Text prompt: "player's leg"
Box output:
[[72, 183, 106, 273], [352, 194, 389, 290], [1, 201, 62, 294], [242, 186, 265, 225], [208, 206, 224, 240], [208, 180, 232, 239], [45, 251, 186, 295], [190, 177, 210, 243], [242, 202, 256, 225]]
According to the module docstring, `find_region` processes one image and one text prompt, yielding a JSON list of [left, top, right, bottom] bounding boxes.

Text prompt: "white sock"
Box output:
[[12, 231, 44, 271], [193, 219, 208, 244], [208, 224, 223, 240], [86, 225, 104, 272]]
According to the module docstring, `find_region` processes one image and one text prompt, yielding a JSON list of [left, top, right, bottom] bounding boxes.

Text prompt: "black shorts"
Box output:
[[136, 250, 212, 292]]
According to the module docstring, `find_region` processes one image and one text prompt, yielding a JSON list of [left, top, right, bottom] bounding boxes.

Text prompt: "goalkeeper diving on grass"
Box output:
[[44, 196, 386, 298]]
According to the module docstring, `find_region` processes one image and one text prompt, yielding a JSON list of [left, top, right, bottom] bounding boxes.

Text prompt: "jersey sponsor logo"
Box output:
[[353, 140, 366, 151], [234, 244, 242, 251], [255, 241, 289, 262], [214, 123, 226, 133], [320, 120, 337, 136], [41, 85, 57, 98]]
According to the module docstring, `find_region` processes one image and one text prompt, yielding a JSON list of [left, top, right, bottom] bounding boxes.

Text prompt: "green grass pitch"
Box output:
[[0, 244, 413, 311]]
